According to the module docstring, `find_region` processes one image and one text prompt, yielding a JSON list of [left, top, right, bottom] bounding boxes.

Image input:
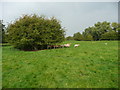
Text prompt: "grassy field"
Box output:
[[2, 41, 118, 88]]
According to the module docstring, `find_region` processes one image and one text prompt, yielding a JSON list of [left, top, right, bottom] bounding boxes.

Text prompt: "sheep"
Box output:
[[47, 43, 71, 49], [55, 45, 62, 48], [64, 43, 71, 48], [60, 45, 65, 48], [47, 45, 63, 49], [74, 44, 80, 48]]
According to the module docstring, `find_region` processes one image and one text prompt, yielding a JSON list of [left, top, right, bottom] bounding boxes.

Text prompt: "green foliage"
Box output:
[[94, 21, 112, 34], [101, 31, 118, 40], [66, 36, 73, 40], [84, 27, 100, 41], [83, 33, 93, 41], [7, 15, 65, 50], [83, 21, 119, 41], [73, 32, 83, 41], [0, 20, 6, 43], [0, 21, 2, 43], [111, 22, 119, 32]]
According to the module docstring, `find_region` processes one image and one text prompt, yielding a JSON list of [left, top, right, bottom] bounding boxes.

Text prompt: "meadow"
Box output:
[[2, 41, 118, 88]]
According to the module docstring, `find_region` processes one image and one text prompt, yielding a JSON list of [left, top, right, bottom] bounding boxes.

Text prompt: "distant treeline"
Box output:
[[66, 21, 120, 41], [0, 19, 120, 45]]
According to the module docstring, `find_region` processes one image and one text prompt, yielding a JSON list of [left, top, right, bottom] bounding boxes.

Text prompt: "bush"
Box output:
[[73, 32, 83, 41], [83, 33, 93, 41], [66, 36, 73, 40], [7, 14, 65, 50], [101, 31, 118, 40], [0, 20, 6, 43]]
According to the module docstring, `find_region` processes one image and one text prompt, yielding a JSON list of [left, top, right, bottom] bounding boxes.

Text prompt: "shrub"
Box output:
[[73, 32, 83, 41], [7, 14, 65, 50], [0, 20, 6, 43], [83, 33, 93, 41], [101, 31, 118, 40], [66, 36, 73, 40]]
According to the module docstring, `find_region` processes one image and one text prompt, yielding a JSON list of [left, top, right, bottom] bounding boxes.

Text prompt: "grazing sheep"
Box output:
[[61, 45, 65, 48], [64, 43, 71, 48], [47, 45, 63, 49], [47, 43, 71, 49], [74, 44, 80, 48], [55, 45, 62, 48]]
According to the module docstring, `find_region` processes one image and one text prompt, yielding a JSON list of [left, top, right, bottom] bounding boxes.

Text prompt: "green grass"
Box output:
[[2, 41, 118, 88]]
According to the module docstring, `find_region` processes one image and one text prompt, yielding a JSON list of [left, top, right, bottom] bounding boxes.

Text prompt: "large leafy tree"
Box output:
[[7, 14, 65, 50], [82, 21, 119, 41], [73, 32, 83, 41], [66, 36, 73, 40], [111, 22, 120, 32], [0, 20, 6, 43], [94, 21, 112, 34], [101, 31, 118, 40], [82, 32, 93, 41], [84, 27, 100, 40]]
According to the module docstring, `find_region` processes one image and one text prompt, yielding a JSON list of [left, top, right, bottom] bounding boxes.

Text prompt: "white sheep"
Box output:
[[74, 44, 80, 48], [64, 43, 71, 48]]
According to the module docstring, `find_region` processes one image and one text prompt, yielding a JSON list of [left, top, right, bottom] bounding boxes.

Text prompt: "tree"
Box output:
[[0, 20, 6, 43], [83, 33, 93, 41], [101, 31, 118, 40], [82, 21, 119, 41], [66, 36, 73, 40], [83, 26, 100, 41], [94, 21, 112, 34], [111, 22, 120, 33], [73, 32, 83, 41], [0, 20, 2, 43], [111, 22, 118, 32], [7, 14, 65, 50]]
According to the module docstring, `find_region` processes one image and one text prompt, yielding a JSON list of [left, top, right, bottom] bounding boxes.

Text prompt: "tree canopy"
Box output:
[[7, 14, 65, 50], [73, 32, 83, 41], [0, 20, 6, 43], [82, 21, 119, 41], [70, 21, 119, 41], [66, 36, 73, 41]]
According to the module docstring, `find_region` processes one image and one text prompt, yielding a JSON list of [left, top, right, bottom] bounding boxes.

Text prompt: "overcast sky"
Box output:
[[0, 2, 118, 36]]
